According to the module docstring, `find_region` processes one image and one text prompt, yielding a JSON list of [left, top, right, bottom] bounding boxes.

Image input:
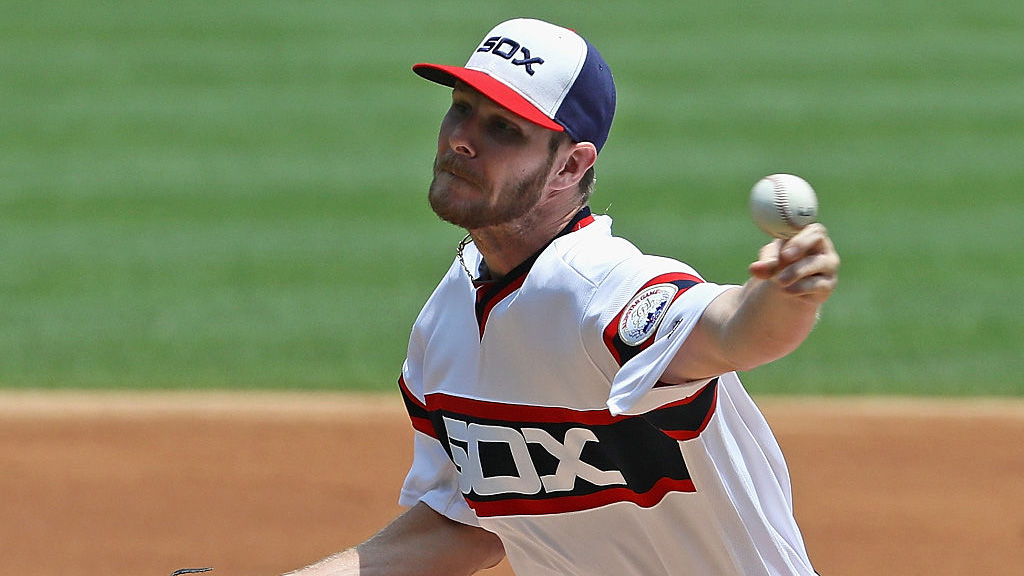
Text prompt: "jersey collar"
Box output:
[[472, 206, 595, 287], [471, 206, 595, 337]]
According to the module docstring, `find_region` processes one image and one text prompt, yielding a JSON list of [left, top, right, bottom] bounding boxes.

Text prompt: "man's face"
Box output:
[[428, 82, 560, 230]]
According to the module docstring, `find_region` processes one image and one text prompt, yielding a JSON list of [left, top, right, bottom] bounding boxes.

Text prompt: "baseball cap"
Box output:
[[414, 18, 616, 153]]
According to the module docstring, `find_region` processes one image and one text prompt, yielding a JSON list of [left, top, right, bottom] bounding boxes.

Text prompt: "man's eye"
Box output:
[[492, 119, 521, 136]]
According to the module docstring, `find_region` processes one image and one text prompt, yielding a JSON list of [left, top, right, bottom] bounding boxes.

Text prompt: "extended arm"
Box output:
[[663, 223, 840, 383], [284, 502, 505, 576]]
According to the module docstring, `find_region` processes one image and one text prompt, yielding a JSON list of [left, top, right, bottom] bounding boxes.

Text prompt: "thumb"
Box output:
[[749, 239, 783, 279]]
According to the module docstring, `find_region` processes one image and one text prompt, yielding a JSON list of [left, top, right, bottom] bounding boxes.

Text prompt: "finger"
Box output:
[[777, 244, 840, 285], [749, 239, 783, 279], [781, 272, 839, 303], [779, 223, 830, 264], [772, 254, 840, 307], [777, 240, 840, 279]]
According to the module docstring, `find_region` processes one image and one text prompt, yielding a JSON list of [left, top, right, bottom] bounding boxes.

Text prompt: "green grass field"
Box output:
[[2, 1, 1021, 395]]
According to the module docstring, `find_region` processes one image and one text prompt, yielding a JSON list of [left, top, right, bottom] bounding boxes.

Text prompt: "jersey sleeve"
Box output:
[[396, 353, 480, 526], [584, 254, 736, 417], [607, 281, 733, 415]]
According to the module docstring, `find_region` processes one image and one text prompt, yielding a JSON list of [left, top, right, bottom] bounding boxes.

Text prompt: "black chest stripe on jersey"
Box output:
[[604, 273, 703, 367], [399, 377, 719, 517]]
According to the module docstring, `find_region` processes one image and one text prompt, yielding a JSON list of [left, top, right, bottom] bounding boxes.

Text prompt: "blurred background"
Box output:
[[2, 0, 1022, 396]]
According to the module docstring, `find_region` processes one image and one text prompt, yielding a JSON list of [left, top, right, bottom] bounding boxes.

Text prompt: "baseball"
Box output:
[[749, 173, 819, 239]]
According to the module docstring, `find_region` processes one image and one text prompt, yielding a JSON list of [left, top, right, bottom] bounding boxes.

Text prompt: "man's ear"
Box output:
[[551, 142, 597, 191]]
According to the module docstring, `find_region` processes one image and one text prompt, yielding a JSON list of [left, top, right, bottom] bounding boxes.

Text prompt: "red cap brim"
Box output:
[[414, 63, 565, 133]]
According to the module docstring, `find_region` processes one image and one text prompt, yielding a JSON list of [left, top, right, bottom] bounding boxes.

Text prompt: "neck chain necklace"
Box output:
[[456, 233, 475, 281]]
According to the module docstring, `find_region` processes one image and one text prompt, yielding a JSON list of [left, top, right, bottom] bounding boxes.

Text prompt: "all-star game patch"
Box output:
[[617, 284, 679, 346]]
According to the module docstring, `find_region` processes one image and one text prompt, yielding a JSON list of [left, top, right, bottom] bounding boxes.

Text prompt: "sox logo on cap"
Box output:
[[477, 35, 545, 75]]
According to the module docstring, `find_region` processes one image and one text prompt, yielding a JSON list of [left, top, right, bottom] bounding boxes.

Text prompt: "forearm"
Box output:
[[283, 548, 359, 576], [719, 276, 822, 371], [282, 503, 504, 576]]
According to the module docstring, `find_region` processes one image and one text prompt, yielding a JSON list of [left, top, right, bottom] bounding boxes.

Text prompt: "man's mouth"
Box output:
[[436, 158, 481, 188], [444, 169, 480, 190]]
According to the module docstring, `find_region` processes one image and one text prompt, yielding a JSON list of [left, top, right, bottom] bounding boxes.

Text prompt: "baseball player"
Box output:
[[284, 18, 839, 576]]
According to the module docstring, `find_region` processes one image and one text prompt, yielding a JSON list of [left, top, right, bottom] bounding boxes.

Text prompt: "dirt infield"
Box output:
[[2, 391, 1022, 576]]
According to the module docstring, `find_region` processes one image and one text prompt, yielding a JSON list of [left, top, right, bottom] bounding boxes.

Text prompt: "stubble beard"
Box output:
[[428, 152, 553, 230]]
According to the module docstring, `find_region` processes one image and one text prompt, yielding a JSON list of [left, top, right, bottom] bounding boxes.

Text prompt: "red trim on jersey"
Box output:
[[476, 274, 527, 337], [603, 272, 703, 366], [639, 378, 719, 440], [570, 213, 595, 232], [656, 383, 719, 441], [603, 319, 623, 364], [399, 375, 437, 438], [409, 416, 435, 437], [421, 377, 716, 430], [424, 391, 631, 426], [467, 476, 696, 517], [398, 375, 425, 408]]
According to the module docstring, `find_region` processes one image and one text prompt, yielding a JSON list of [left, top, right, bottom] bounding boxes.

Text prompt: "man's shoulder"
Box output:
[[546, 216, 636, 275], [546, 216, 698, 287]]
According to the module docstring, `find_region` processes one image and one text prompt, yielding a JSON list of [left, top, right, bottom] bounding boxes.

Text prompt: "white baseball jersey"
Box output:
[[398, 209, 817, 576]]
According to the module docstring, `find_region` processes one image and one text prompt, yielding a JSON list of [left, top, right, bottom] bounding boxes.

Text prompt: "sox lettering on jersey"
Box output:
[[400, 376, 719, 517], [443, 417, 627, 496]]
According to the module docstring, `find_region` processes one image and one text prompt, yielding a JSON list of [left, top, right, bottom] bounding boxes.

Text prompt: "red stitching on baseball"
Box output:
[[770, 176, 795, 228]]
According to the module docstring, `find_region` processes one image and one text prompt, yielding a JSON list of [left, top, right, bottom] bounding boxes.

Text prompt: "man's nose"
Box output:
[[447, 117, 477, 158]]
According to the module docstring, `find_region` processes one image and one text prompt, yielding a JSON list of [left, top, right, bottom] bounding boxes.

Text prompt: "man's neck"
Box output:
[[468, 203, 584, 279]]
